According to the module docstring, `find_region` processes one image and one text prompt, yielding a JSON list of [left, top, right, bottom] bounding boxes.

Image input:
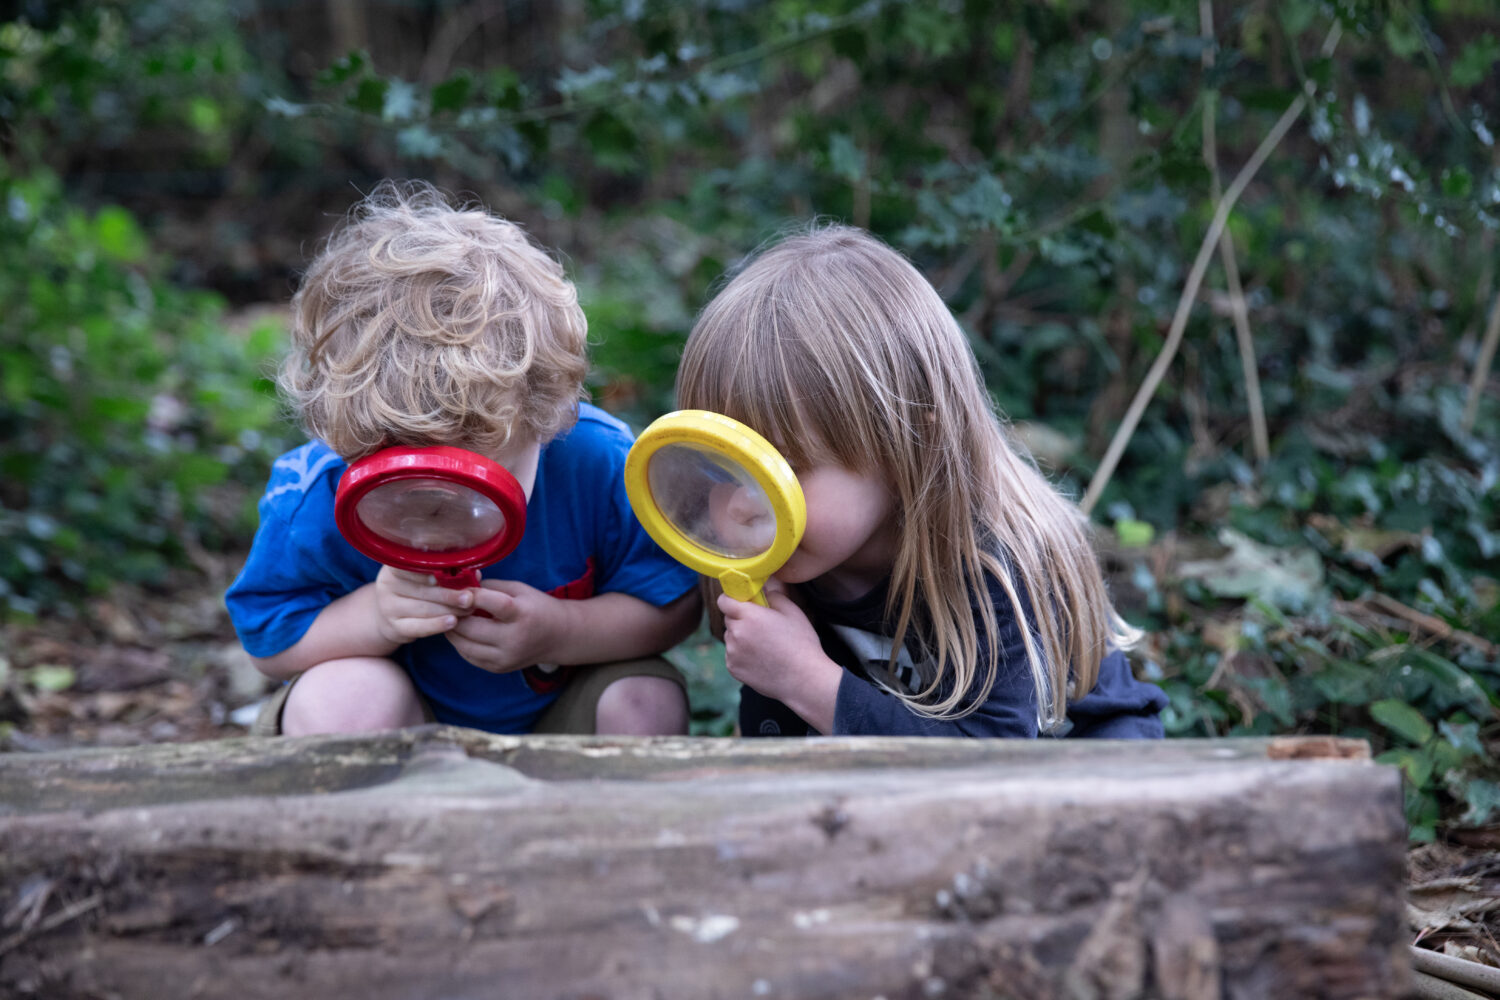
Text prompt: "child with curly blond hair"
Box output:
[[227, 181, 699, 736]]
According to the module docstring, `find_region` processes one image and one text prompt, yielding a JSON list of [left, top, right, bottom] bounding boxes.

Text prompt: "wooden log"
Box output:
[[0, 728, 1410, 999]]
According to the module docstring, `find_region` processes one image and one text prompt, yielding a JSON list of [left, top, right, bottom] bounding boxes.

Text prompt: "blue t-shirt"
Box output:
[[225, 403, 698, 733]]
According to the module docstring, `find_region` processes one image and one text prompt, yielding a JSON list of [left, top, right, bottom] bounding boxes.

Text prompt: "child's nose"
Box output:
[[726, 486, 766, 525]]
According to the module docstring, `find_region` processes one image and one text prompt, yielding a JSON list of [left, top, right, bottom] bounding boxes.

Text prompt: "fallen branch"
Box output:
[[0, 731, 1410, 1000]]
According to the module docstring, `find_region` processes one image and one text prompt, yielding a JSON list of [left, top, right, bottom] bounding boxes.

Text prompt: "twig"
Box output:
[[1, 877, 52, 939], [1364, 592, 1498, 658], [1080, 23, 1342, 515], [1412, 947, 1500, 997], [1201, 0, 1269, 467], [1462, 291, 1500, 432], [0, 892, 103, 958], [936, 239, 986, 300], [852, 123, 871, 231]]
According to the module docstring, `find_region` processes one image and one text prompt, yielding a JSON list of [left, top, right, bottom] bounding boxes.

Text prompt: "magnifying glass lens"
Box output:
[[355, 478, 507, 553], [646, 443, 777, 559]]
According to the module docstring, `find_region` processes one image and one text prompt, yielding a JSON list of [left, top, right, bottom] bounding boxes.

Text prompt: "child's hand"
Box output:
[[717, 580, 840, 717], [373, 565, 475, 646], [446, 579, 563, 673]]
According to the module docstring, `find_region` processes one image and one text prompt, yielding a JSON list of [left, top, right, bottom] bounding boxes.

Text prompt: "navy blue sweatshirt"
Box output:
[[739, 574, 1167, 739]]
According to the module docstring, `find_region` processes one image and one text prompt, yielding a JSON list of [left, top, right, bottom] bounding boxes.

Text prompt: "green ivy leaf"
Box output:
[[828, 132, 864, 183], [1439, 717, 1486, 756], [431, 71, 473, 114], [90, 396, 151, 422], [27, 664, 76, 693], [583, 111, 638, 172], [93, 206, 146, 263], [487, 67, 524, 111], [1114, 518, 1155, 548], [349, 77, 388, 115], [1383, 18, 1424, 60], [187, 96, 222, 135], [171, 454, 228, 491], [318, 50, 367, 87], [1280, 0, 1320, 36], [1440, 167, 1473, 199], [1458, 777, 1500, 827], [1371, 698, 1434, 746], [1377, 746, 1435, 788], [1450, 34, 1500, 88]]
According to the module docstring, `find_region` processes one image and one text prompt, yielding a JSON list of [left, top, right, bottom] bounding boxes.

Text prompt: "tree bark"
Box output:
[[0, 729, 1411, 999]]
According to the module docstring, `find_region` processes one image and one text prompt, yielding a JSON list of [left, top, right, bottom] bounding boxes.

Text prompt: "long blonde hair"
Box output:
[[677, 224, 1139, 729], [280, 180, 587, 460]]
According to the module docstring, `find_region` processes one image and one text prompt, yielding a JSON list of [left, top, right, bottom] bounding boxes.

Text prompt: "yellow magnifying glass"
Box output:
[[624, 410, 806, 607]]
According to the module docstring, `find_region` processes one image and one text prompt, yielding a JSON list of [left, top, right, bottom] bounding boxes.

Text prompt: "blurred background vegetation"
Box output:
[[1, 0, 1497, 841]]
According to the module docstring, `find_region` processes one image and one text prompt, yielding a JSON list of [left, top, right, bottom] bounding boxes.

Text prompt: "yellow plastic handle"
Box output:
[[719, 568, 770, 608]]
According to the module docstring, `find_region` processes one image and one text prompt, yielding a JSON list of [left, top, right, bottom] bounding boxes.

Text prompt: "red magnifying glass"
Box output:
[[334, 446, 527, 601]]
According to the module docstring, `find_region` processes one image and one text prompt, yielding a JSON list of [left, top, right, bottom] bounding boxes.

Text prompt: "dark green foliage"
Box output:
[[1127, 382, 1499, 839], [0, 166, 291, 616], [3, 0, 1497, 836]]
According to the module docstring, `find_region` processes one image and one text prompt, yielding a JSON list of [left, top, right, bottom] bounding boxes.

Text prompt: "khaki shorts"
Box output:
[[251, 657, 686, 736]]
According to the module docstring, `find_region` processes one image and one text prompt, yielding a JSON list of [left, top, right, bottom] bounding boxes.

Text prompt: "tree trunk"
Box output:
[[0, 729, 1410, 999]]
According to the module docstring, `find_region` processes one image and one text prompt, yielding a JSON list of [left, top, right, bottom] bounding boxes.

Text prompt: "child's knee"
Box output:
[[281, 657, 425, 736], [594, 675, 688, 736]]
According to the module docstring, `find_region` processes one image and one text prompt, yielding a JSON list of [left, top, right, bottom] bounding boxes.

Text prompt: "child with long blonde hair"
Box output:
[[680, 225, 1166, 737]]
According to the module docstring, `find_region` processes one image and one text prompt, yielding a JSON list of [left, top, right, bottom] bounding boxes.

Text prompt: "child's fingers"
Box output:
[[385, 567, 437, 588], [718, 589, 786, 618], [471, 587, 520, 623], [382, 572, 474, 610], [413, 587, 474, 611], [390, 611, 459, 639], [386, 590, 468, 619], [716, 591, 751, 619], [765, 588, 803, 617], [445, 631, 522, 674]]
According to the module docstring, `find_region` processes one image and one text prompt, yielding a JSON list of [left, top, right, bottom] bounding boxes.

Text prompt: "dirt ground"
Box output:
[[0, 561, 265, 752], [1, 560, 1497, 980]]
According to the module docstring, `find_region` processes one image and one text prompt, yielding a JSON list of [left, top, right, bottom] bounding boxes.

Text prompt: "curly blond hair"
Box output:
[[279, 180, 587, 460]]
